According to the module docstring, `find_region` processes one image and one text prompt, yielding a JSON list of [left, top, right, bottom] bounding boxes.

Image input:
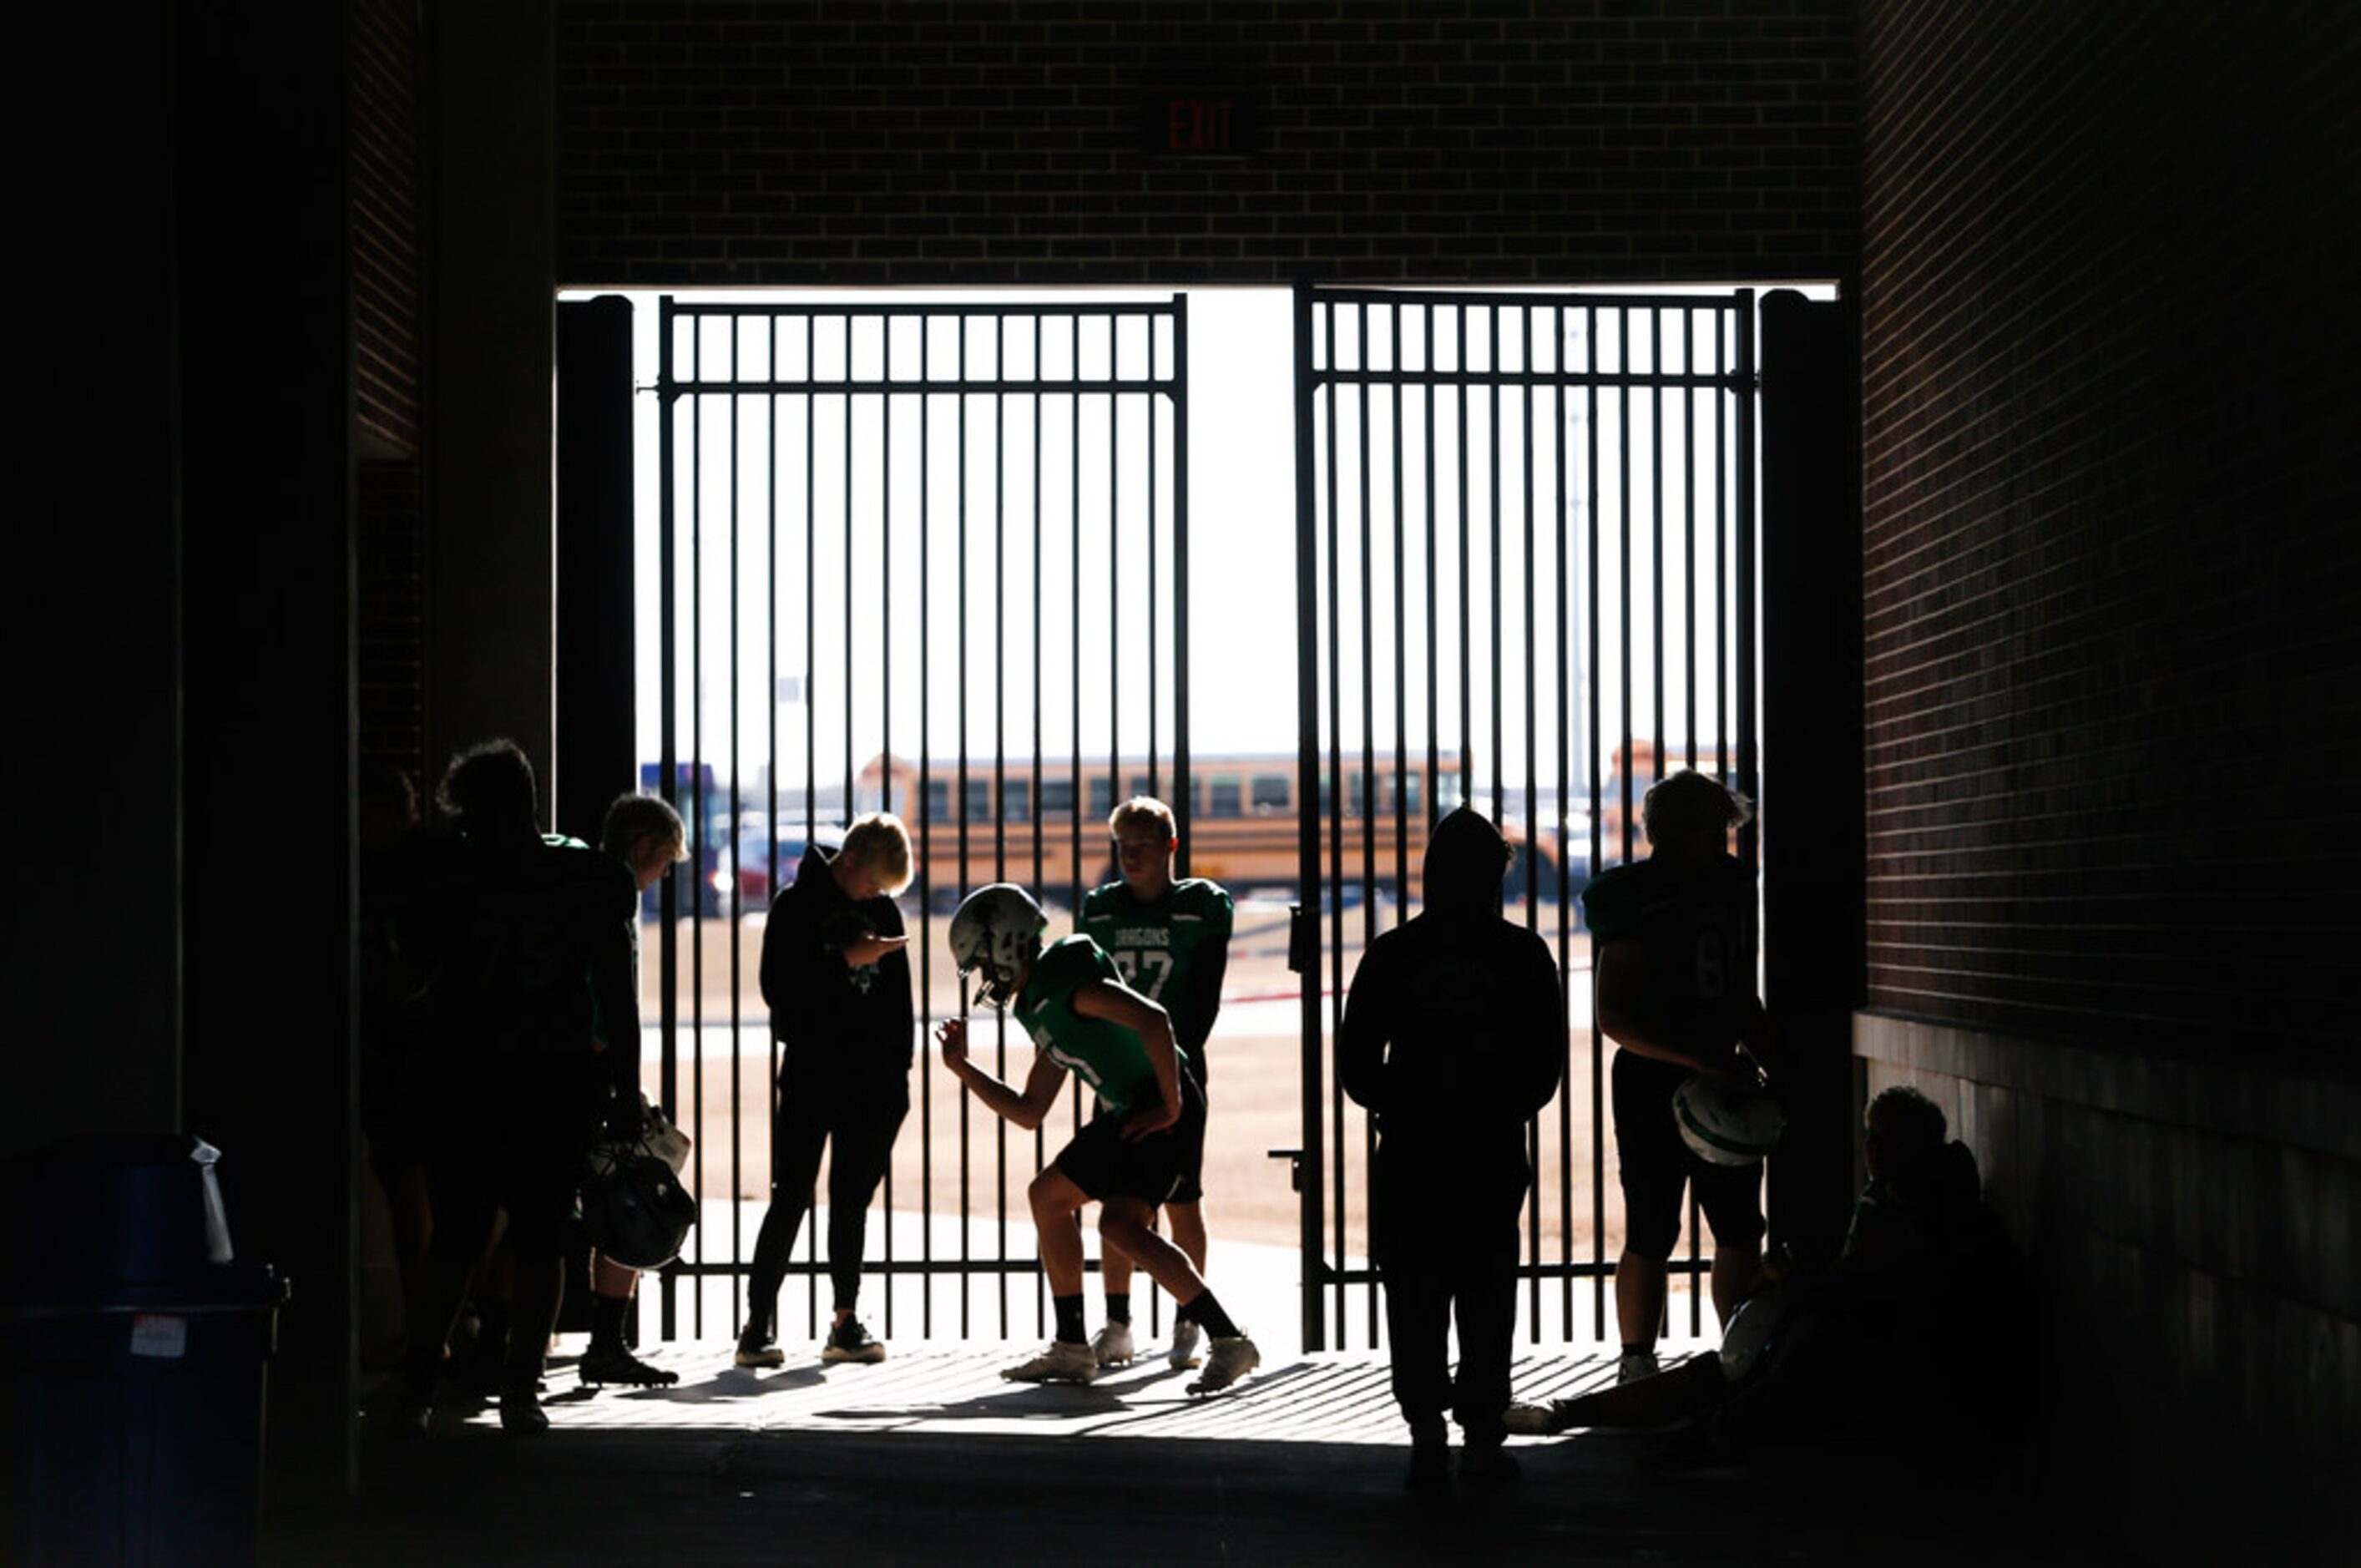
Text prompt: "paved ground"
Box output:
[[263, 1342, 2136, 1568]]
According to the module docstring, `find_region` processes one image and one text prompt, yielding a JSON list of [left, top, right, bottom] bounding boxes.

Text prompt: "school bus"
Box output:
[[859, 751, 1568, 908]]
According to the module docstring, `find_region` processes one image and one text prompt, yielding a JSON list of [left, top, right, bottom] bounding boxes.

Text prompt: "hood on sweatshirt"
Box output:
[[1422, 806, 1511, 920]]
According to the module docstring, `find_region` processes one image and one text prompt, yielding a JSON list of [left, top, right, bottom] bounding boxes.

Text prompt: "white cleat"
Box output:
[[1166, 1318, 1203, 1369], [1090, 1321, 1135, 1368], [1003, 1339, 1100, 1384], [1186, 1334, 1260, 1395]]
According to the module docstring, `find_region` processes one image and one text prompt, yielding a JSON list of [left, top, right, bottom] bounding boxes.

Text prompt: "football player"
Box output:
[[575, 792, 690, 1391], [938, 883, 1259, 1394], [1075, 797, 1234, 1370], [393, 740, 641, 1436], [1580, 769, 1773, 1383]]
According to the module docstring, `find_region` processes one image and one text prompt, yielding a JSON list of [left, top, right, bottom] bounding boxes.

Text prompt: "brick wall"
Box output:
[[555, 0, 1856, 288], [358, 458, 427, 790], [352, 0, 428, 787], [1861, 0, 2361, 1060], [1860, 3, 2360, 1560], [352, 0, 421, 457]]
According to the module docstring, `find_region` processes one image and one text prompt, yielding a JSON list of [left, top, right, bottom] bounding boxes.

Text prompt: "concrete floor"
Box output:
[[260, 1342, 2137, 1567]]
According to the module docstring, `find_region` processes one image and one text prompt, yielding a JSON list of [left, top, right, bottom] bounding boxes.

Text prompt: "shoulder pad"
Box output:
[[1171, 878, 1234, 917]]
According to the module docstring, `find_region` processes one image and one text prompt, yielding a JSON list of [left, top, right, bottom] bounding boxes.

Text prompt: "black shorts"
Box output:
[[1611, 1050, 1766, 1262], [1053, 1072, 1206, 1206]]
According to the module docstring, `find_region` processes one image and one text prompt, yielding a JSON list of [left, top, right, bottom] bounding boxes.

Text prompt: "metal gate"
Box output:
[[1289, 285, 1761, 1352], [646, 295, 1192, 1343]]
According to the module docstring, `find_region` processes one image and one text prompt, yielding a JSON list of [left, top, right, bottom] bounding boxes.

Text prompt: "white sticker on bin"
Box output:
[[130, 1313, 189, 1359]]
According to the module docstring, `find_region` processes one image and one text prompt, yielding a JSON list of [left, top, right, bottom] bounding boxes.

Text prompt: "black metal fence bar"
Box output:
[[650, 296, 1189, 1343], [1296, 286, 1761, 1352]]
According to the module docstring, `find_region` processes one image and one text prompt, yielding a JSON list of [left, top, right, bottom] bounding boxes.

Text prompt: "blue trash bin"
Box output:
[[1, 1135, 286, 1568]]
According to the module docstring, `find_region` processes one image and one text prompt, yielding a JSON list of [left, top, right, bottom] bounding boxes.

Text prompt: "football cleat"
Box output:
[[1090, 1320, 1135, 1368], [1186, 1334, 1260, 1395], [1002, 1339, 1099, 1384], [1166, 1318, 1204, 1369], [579, 1345, 680, 1388]]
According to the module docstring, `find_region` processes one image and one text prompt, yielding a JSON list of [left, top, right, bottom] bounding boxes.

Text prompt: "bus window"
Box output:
[[1250, 773, 1289, 813], [1040, 776, 1076, 817], [1088, 776, 1115, 820], [1128, 776, 1154, 804], [924, 779, 949, 825], [1205, 774, 1243, 819], [1400, 771, 1422, 817], [1000, 777, 1029, 823], [964, 777, 991, 824]]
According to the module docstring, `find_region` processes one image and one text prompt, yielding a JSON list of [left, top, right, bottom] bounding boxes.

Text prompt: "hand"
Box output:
[[1121, 1100, 1177, 1141], [842, 933, 909, 968], [934, 1016, 968, 1069]]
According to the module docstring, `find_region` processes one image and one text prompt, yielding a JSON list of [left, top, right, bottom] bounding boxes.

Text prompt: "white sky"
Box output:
[[578, 283, 1833, 810]]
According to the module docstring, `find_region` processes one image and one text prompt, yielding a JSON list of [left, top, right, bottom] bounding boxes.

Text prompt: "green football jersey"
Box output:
[[1013, 934, 1160, 1112], [1078, 877, 1233, 1074]]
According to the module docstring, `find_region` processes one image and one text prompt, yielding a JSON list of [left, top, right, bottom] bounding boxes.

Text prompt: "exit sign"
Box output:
[[1139, 90, 1261, 158]]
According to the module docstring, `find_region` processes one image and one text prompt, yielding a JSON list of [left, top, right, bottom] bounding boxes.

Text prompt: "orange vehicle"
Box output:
[[862, 751, 1569, 909]]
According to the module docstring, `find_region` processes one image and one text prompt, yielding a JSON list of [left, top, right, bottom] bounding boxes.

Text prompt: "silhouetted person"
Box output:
[[1079, 794, 1235, 1372], [735, 813, 916, 1369], [392, 740, 640, 1435], [1341, 807, 1565, 1492], [359, 761, 432, 1342], [1582, 769, 1772, 1383], [576, 792, 690, 1390], [937, 883, 1261, 1394], [1507, 1085, 2027, 1474]]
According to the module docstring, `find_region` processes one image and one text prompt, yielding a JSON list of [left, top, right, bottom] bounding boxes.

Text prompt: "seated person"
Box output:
[[1509, 1085, 2025, 1464]]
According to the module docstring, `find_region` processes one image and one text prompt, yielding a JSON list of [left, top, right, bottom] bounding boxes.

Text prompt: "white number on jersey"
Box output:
[[1111, 948, 1173, 1001]]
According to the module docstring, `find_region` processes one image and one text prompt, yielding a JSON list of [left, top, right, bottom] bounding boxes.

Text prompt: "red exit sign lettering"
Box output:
[[1139, 90, 1261, 158]]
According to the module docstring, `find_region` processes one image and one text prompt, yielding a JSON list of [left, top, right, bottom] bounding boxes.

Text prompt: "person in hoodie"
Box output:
[[1340, 807, 1566, 1493], [734, 812, 916, 1369], [392, 740, 640, 1437]]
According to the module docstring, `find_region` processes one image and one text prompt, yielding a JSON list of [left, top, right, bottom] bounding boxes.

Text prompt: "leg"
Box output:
[[741, 1083, 832, 1343], [1098, 1212, 1145, 1302], [1611, 1050, 1686, 1368], [1615, 1249, 1671, 1354], [402, 1159, 498, 1394], [1166, 1199, 1209, 1277], [1028, 1166, 1094, 1298], [1711, 1244, 1762, 1328], [1449, 1177, 1524, 1451], [1695, 1157, 1769, 1332], [822, 1078, 909, 1314], [1373, 1171, 1451, 1437], [1097, 1195, 1210, 1302]]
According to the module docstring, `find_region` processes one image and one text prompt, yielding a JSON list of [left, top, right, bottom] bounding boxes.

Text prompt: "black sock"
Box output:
[[1173, 1299, 1195, 1324], [590, 1293, 629, 1352], [1105, 1292, 1130, 1326], [1623, 1342, 1652, 1357], [1180, 1291, 1237, 1339], [1054, 1294, 1087, 1345]]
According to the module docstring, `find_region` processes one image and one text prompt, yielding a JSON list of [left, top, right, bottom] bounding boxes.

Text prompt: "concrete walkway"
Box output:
[[268, 1340, 2135, 1568]]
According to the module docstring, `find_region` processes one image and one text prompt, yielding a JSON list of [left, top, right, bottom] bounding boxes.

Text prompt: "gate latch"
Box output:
[[1286, 903, 1312, 975], [1266, 1147, 1303, 1193]]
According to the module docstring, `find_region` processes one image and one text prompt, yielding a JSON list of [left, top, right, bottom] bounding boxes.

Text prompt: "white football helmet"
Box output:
[[1673, 1073, 1786, 1167], [948, 883, 1046, 1008]]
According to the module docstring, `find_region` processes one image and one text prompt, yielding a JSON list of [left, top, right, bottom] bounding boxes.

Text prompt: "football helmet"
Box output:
[[1673, 1073, 1786, 1167], [948, 883, 1046, 1008], [580, 1146, 697, 1271]]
